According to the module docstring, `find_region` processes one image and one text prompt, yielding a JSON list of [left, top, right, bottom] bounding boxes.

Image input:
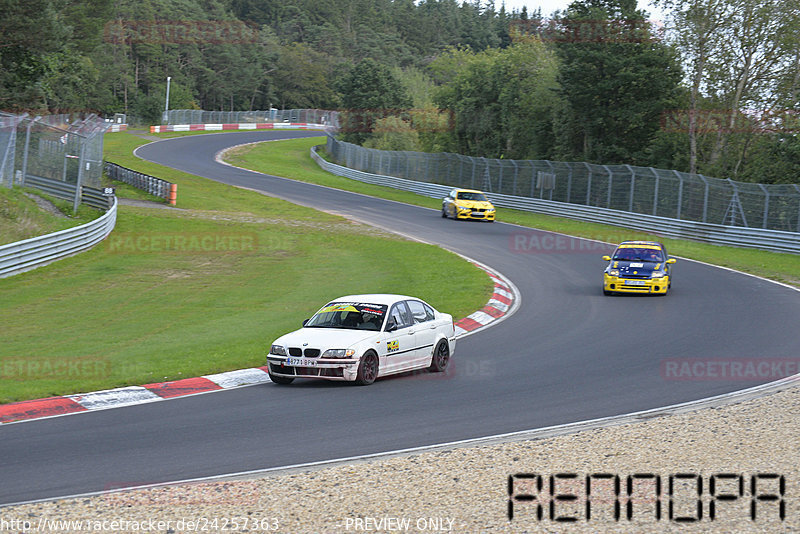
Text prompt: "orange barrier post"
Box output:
[[168, 183, 177, 206]]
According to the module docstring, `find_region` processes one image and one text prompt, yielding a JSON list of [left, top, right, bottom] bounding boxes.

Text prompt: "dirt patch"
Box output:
[[23, 193, 67, 219], [170, 210, 406, 240], [118, 198, 181, 210]]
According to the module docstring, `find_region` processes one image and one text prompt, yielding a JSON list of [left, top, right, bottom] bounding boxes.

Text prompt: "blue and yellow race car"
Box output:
[[602, 241, 676, 296]]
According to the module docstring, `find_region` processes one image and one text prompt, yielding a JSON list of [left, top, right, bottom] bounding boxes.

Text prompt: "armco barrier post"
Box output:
[[73, 142, 87, 214], [20, 116, 40, 187], [169, 183, 177, 205]]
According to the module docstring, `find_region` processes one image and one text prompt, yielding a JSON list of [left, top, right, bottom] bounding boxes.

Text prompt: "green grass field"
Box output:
[[0, 131, 491, 404], [225, 137, 800, 288], [0, 186, 103, 246]]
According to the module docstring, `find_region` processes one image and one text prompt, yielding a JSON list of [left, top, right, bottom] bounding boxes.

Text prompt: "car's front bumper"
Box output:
[[456, 209, 495, 221], [604, 274, 669, 294], [266, 356, 360, 381]]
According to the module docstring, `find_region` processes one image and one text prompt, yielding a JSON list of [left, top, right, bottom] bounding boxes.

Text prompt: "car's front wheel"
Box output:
[[441, 206, 448, 218], [355, 351, 379, 385], [269, 373, 294, 385], [428, 340, 450, 373]]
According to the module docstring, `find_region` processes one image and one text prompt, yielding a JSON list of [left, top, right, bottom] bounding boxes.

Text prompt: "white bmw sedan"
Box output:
[[267, 294, 456, 385]]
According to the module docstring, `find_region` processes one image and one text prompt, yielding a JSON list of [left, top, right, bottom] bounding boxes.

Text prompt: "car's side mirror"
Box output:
[[666, 258, 677, 264], [602, 255, 611, 261], [302, 319, 309, 326]]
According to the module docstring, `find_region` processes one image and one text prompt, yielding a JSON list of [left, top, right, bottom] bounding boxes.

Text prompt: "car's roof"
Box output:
[[453, 188, 486, 194], [325, 294, 420, 306], [617, 240, 664, 248]]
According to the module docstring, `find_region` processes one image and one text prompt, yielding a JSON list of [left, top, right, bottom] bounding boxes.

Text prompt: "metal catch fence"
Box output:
[[1, 112, 110, 212], [311, 145, 800, 254], [326, 136, 800, 233], [162, 109, 338, 126]]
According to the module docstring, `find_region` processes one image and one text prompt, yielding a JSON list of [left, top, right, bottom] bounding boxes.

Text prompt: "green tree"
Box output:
[[337, 58, 412, 143], [362, 116, 421, 151], [432, 39, 560, 159], [656, 0, 800, 180], [553, 0, 683, 163], [0, 0, 69, 110], [273, 43, 339, 109]]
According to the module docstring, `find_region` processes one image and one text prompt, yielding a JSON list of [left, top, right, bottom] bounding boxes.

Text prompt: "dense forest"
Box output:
[[2, 0, 798, 183]]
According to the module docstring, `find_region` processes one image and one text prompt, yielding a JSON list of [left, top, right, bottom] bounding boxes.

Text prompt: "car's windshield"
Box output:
[[305, 302, 387, 330], [612, 247, 664, 262], [457, 192, 488, 202]]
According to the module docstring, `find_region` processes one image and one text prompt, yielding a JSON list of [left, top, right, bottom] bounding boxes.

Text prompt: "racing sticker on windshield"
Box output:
[[387, 340, 399, 353], [318, 302, 387, 315], [319, 303, 359, 314], [358, 306, 386, 316], [619, 244, 661, 250]]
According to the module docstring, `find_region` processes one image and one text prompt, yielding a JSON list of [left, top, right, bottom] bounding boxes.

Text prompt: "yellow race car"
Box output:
[[441, 188, 496, 222], [602, 241, 676, 296]]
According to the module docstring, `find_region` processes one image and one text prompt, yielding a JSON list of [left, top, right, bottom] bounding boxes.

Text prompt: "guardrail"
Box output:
[[25, 175, 115, 210], [105, 161, 177, 205], [311, 146, 800, 254], [326, 135, 800, 233], [0, 197, 118, 278]]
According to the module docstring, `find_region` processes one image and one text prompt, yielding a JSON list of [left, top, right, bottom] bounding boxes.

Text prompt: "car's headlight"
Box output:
[[607, 269, 619, 276], [651, 271, 665, 278], [270, 344, 287, 356], [457, 206, 470, 212], [321, 348, 355, 359]]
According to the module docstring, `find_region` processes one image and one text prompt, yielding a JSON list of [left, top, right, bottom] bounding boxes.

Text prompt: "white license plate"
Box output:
[[287, 357, 317, 367], [624, 280, 647, 286]]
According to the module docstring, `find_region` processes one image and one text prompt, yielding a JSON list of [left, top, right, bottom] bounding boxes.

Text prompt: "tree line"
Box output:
[[2, 0, 798, 183]]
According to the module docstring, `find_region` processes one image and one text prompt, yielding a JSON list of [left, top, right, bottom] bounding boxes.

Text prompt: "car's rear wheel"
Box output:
[[355, 351, 379, 385], [428, 340, 450, 373], [269, 373, 294, 385]]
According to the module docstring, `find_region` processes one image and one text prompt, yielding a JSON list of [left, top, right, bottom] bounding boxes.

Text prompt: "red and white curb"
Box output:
[[453, 261, 519, 337], [150, 123, 327, 133], [0, 263, 518, 425]]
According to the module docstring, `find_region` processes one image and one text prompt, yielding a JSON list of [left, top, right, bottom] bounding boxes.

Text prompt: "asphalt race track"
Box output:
[[2, 131, 799, 505]]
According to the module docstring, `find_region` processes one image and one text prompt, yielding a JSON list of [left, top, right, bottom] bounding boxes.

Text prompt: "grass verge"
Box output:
[[0, 186, 103, 246], [225, 137, 800, 288], [0, 131, 490, 404]]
